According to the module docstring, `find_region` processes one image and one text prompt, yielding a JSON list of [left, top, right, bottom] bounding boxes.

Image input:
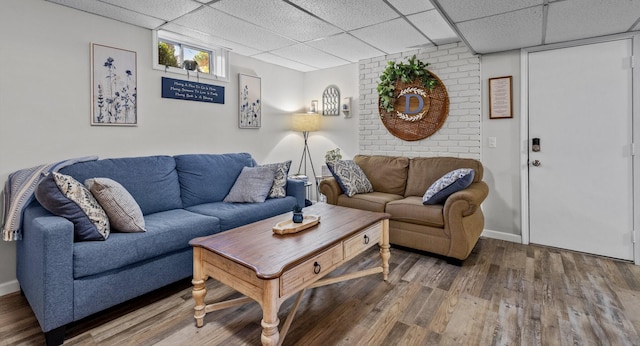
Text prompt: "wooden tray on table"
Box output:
[[272, 215, 321, 235]]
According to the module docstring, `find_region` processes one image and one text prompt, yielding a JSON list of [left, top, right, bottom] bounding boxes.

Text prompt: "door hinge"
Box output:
[[632, 143, 637, 156], [632, 56, 635, 69], [633, 231, 637, 244]]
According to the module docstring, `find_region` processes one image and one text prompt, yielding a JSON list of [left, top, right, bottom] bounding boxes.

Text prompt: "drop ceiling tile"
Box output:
[[100, 0, 201, 21], [457, 6, 542, 53], [350, 18, 430, 54], [387, 0, 434, 15], [210, 0, 341, 42], [407, 10, 459, 44], [306, 33, 386, 62], [435, 0, 541, 22], [47, 0, 164, 28], [289, 0, 399, 31], [545, 0, 640, 44], [271, 44, 350, 69], [173, 6, 296, 52], [252, 53, 316, 72], [160, 23, 262, 56]]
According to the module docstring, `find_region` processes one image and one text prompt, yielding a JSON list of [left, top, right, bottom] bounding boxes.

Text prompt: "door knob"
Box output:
[[532, 160, 541, 167]]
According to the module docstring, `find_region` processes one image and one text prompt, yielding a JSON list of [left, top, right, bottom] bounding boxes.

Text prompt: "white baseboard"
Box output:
[[481, 229, 522, 243], [0, 279, 20, 297]]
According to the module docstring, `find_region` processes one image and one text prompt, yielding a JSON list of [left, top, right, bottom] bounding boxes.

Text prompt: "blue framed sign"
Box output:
[[161, 77, 224, 104]]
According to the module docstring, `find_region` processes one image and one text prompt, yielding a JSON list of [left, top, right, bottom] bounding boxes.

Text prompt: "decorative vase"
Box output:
[[293, 212, 304, 223]]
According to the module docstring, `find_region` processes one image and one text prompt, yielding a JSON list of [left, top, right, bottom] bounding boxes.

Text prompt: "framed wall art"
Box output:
[[489, 76, 513, 119], [238, 73, 261, 128], [91, 43, 137, 126]]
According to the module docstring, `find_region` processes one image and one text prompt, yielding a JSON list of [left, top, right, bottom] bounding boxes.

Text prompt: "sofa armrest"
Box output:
[[17, 204, 74, 333], [286, 178, 306, 207], [443, 181, 489, 217], [318, 177, 343, 205]]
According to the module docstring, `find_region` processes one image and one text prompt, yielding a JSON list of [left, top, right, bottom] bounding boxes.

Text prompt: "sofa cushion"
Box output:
[[354, 155, 409, 195], [35, 172, 110, 241], [326, 160, 374, 197], [85, 178, 146, 233], [186, 197, 297, 231], [386, 197, 444, 228], [405, 157, 484, 197], [223, 166, 276, 203], [174, 153, 255, 207], [59, 156, 182, 215], [73, 209, 220, 278], [336, 192, 404, 213], [262, 160, 292, 198], [423, 169, 475, 205]]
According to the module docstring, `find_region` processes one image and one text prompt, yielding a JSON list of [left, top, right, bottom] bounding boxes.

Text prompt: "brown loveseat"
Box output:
[[319, 155, 488, 261]]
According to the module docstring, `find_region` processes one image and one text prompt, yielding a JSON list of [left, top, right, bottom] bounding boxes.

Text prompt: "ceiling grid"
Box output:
[[45, 0, 640, 71]]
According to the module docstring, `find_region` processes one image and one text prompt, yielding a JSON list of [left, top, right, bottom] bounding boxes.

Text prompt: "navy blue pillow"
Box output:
[[35, 172, 110, 241], [423, 169, 475, 205]]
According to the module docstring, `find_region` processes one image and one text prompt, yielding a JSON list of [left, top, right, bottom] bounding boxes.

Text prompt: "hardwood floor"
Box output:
[[2, 237, 640, 345]]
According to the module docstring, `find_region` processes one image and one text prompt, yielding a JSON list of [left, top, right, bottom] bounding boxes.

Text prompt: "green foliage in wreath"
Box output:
[[377, 55, 437, 113]]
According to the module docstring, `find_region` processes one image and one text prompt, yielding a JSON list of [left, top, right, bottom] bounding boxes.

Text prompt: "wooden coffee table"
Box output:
[[189, 203, 391, 346]]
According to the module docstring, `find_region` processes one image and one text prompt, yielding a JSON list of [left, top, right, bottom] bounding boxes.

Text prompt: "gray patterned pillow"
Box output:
[[35, 172, 110, 241], [223, 166, 276, 203], [85, 178, 146, 233], [261, 160, 292, 198], [326, 160, 373, 197]]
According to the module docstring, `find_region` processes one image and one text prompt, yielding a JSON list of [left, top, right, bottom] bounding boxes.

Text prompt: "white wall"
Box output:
[[302, 64, 360, 200], [0, 0, 327, 294], [0, 0, 525, 296], [480, 51, 523, 239]]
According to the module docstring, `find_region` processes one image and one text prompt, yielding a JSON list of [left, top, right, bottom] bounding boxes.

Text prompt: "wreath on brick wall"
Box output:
[[377, 55, 449, 141]]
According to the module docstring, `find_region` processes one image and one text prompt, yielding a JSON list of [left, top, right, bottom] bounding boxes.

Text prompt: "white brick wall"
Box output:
[[358, 43, 481, 159]]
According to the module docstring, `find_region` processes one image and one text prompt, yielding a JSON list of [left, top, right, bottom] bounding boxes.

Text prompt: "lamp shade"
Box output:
[[292, 113, 321, 132]]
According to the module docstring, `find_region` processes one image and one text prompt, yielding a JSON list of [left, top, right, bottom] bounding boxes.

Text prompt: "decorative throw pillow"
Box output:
[[261, 160, 292, 199], [35, 172, 110, 241], [326, 160, 374, 197], [223, 166, 277, 203], [423, 168, 475, 205], [85, 178, 146, 233]]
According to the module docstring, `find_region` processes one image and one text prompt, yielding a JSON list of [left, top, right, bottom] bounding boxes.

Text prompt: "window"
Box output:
[[153, 30, 229, 82]]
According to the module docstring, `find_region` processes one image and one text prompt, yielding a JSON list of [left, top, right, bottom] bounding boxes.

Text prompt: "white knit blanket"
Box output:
[[1, 156, 98, 241]]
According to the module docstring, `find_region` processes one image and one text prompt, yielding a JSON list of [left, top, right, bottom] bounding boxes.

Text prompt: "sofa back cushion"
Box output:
[[174, 153, 255, 207], [405, 157, 484, 197], [58, 156, 183, 215], [353, 155, 409, 195]]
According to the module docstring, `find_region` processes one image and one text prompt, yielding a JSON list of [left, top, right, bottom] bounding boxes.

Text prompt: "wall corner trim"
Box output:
[[481, 229, 523, 244]]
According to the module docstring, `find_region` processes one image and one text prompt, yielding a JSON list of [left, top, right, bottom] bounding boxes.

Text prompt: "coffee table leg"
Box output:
[[380, 219, 390, 281], [192, 248, 207, 327], [260, 279, 280, 345]]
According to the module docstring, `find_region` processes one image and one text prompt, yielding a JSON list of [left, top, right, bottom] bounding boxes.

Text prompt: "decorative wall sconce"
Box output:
[[342, 97, 351, 118]]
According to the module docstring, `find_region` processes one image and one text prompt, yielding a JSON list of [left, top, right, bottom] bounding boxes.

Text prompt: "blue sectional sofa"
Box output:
[[16, 153, 305, 345]]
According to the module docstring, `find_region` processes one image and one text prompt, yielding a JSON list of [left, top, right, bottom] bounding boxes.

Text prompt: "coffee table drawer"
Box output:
[[280, 244, 343, 297], [344, 222, 382, 259]]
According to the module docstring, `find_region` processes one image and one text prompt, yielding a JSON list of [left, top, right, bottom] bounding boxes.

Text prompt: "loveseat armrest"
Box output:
[[17, 204, 75, 333], [318, 177, 343, 205], [443, 181, 489, 217], [443, 181, 489, 260], [286, 178, 306, 207]]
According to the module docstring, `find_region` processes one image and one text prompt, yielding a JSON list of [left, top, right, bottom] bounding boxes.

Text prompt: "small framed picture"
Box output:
[[238, 73, 261, 128], [489, 76, 513, 119], [91, 43, 137, 126]]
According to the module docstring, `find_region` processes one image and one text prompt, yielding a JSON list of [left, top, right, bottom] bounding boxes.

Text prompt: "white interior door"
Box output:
[[528, 39, 634, 261]]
